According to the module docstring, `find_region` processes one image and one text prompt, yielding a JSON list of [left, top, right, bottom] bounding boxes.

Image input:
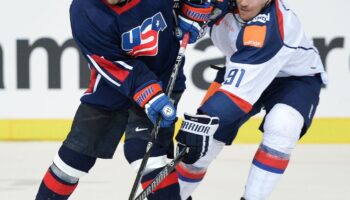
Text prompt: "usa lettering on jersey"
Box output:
[[122, 12, 167, 57]]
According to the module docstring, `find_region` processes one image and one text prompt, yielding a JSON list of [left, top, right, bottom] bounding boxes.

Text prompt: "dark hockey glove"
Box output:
[[176, 113, 219, 164], [176, 0, 214, 43]]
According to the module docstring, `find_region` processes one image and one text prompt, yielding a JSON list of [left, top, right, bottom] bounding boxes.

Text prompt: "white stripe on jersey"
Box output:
[[93, 74, 101, 93], [115, 60, 133, 70], [82, 74, 101, 96]]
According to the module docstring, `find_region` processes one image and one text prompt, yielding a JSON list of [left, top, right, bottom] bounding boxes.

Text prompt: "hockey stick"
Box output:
[[134, 147, 187, 200], [128, 33, 190, 200]]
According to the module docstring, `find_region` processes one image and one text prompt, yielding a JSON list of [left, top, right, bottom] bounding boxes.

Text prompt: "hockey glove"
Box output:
[[176, 113, 219, 164], [133, 83, 176, 127], [208, 0, 234, 24], [176, 0, 214, 44]]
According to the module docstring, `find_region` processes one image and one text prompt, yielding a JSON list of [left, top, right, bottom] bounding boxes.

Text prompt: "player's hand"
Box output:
[[176, 113, 219, 164], [145, 93, 176, 127], [209, 0, 234, 23], [176, 0, 213, 44], [133, 82, 176, 127]]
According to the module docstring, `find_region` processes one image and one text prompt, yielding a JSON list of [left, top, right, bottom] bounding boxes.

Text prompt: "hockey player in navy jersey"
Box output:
[[174, 0, 328, 199], [35, 0, 213, 199]]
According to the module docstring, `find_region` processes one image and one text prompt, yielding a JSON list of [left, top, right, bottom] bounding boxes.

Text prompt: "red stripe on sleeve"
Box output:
[[43, 170, 77, 196], [85, 68, 98, 94], [254, 149, 289, 170], [91, 55, 130, 82]]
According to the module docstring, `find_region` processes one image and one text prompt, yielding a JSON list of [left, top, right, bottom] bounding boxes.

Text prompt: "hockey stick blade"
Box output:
[[128, 33, 190, 200]]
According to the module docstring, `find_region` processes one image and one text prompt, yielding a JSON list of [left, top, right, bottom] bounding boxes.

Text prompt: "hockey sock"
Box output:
[[35, 145, 96, 200], [243, 144, 290, 200], [141, 167, 181, 200], [176, 162, 207, 200], [36, 165, 78, 200], [176, 139, 224, 199]]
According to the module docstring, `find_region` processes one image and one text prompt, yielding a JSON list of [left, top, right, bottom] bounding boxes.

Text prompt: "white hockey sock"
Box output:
[[177, 162, 207, 199], [243, 144, 290, 200], [177, 139, 225, 200]]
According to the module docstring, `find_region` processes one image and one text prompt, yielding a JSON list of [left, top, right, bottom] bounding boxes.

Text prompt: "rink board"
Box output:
[[1, 118, 349, 143]]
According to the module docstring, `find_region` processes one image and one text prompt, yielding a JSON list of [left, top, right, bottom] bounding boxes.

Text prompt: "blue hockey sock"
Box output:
[[141, 167, 181, 200], [35, 167, 78, 200]]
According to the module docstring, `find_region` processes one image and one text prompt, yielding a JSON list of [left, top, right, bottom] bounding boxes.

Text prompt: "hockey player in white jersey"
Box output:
[[174, 0, 327, 199]]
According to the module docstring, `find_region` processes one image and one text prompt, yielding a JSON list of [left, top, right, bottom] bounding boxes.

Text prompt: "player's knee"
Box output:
[[263, 104, 304, 154], [52, 145, 97, 181], [124, 139, 167, 174]]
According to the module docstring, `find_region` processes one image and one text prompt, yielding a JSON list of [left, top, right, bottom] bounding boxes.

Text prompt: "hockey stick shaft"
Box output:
[[135, 147, 187, 200], [128, 33, 190, 200]]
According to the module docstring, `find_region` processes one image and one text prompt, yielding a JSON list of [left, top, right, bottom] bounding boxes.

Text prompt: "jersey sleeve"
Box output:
[[219, 2, 293, 108], [70, 2, 160, 100]]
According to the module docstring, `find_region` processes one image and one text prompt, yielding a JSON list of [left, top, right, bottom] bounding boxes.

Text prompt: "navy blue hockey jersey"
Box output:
[[70, 0, 185, 110]]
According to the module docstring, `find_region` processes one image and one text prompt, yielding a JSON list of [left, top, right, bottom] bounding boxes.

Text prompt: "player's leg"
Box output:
[[124, 92, 183, 200], [243, 103, 303, 200], [176, 138, 225, 199], [176, 111, 256, 199], [36, 145, 96, 200], [35, 103, 128, 200], [176, 68, 257, 199], [242, 75, 322, 200]]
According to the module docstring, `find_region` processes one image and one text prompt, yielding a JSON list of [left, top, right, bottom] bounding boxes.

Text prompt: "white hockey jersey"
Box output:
[[210, 0, 327, 106]]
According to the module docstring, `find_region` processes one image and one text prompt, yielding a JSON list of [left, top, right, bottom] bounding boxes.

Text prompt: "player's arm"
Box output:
[[70, 6, 176, 127]]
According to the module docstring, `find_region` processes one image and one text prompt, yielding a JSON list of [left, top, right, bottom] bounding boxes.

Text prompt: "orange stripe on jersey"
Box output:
[[200, 82, 221, 106], [91, 55, 130, 82], [217, 89, 252, 113], [243, 25, 267, 48]]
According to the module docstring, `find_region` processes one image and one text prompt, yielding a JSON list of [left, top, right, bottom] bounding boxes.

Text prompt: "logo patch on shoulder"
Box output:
[[243, 25, 266, 48]]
